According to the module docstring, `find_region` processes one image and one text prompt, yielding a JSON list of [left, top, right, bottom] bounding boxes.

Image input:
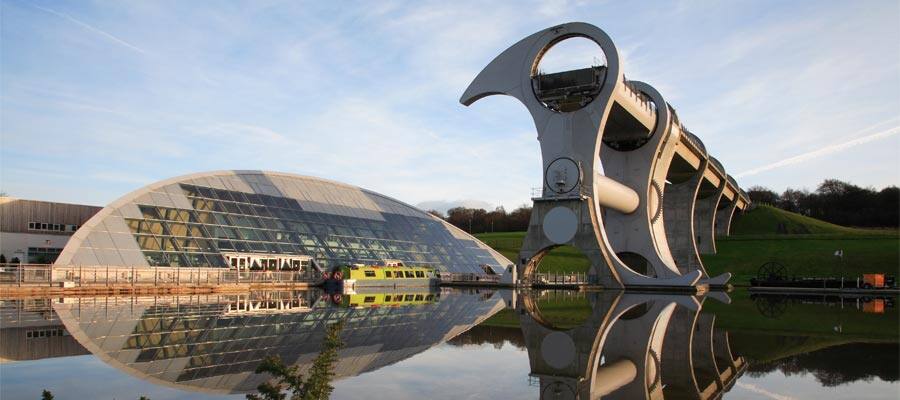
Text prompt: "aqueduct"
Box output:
[[461, 22, 750, 288]]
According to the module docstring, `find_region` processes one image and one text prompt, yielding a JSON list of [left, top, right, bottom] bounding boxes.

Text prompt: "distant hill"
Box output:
[[730, 204, 892, 236]]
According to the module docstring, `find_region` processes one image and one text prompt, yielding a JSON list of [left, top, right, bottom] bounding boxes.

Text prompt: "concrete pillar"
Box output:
[[663, 160, 707, 276], [518, 200, 622, 288], [715, 200, 738, 237], [694, 181, 725, 255]]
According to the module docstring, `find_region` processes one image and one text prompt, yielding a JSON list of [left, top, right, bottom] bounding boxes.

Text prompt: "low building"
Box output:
[[0, 197, 101, 264], [54, 170, 512, 276]]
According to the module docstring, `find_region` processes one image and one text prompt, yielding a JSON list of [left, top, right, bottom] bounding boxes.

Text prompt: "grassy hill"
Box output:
[[475, 205, 899, 284], [729, 204, 893, 237], [707, 205, 898, 284]]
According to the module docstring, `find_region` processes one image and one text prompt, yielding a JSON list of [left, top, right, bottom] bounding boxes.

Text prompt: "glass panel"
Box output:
[[167, 223, 188, 237], [207, 255, 227, 268], [137, 236, 162, 251], [140, 206, 160, 220], [126, 219, 141, 232], [144, 252, 168, 266], [194, 211, 213, 224], [160, 237, 178, 251]]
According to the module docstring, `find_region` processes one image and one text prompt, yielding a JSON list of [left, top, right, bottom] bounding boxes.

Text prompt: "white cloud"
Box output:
[[1, 1, 897, 207], [737, 124, 900, 178], [29, 3, 148, 54]]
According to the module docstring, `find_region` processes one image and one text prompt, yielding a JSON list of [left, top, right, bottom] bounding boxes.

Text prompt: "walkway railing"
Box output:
[[532, 272, 588, 285], [439, 272, 501, 284], [0, 264, 320, 287]]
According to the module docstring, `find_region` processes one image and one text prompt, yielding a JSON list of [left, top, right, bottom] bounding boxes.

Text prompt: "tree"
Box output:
[[746, 186, 779, 205], [248, 320, 345, 400], [778, 188, 809, 213], [425, 209, 445, 219], [748, 180, 897, 228]]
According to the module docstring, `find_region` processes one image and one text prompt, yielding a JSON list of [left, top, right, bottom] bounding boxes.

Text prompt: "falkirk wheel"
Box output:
[[512, 290, 746, 399], [461, 22, 750, 288]]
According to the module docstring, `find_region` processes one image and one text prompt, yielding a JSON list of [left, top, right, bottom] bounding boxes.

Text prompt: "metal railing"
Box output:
[[531, 272, 588, 285], [0, 264, 320, 287], [439, 272, 501, 284]]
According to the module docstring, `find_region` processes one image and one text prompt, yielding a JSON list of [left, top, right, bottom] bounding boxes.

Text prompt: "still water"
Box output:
[[1, 288, 896, 399]]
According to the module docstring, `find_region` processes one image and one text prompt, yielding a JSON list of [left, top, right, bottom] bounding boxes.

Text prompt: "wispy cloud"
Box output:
[[1, 1, 897, 206], [734, 382, 798, 400], [29, 3, 148, 54], [737, 123, 900, 178]]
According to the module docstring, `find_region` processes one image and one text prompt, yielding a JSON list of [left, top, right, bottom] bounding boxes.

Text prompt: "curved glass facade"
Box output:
[[55, 171, 511, 275]]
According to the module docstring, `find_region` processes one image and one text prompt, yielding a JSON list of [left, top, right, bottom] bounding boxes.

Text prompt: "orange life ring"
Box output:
[[322, 271, 331, 280], [332, 294, 342, 303], [333, 271, 344, 280]]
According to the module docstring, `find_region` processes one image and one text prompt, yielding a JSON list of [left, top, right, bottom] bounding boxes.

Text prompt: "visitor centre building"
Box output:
[[53, 170, 512, 277]]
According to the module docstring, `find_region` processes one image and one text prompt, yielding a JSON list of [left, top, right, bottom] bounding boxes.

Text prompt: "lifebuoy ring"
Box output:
[[322, 271, 331, 281], [332, 293, 342, 303], [333, 271, 344, 280]]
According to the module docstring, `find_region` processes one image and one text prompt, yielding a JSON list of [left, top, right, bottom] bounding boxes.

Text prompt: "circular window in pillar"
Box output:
[[545, 157, 581, 195]]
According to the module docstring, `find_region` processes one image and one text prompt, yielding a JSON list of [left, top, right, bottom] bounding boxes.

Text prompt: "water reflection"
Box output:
[[44, 288, 504, 395], [0, 289, 896, 399], [506, 291, 743, 399]]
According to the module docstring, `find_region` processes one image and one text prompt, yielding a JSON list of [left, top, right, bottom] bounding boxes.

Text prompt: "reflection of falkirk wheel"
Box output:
[[461, 22, 751, 287], [661, 296, 748, 399], [518, 291, 747, 399], [517, 291, 699, 399]]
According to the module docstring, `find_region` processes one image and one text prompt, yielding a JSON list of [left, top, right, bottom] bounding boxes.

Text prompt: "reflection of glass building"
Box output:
[[52, 289, 505, 394], [54, 171, 511, 275]]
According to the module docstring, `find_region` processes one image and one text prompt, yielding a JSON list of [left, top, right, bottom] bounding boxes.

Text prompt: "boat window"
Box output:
[[414, 295, 423, 301], [415, 271, 424, 278], [364, 296, 376, 303], [404, 271, 414, 278], [364, 270, 376, 278], [425, 295, 434, 301], [405, 295, 415, 301], [384, 295, 392, 301], [384, 271, 392, 278]]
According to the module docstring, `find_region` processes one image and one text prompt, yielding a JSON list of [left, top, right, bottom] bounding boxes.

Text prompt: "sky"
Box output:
[[1, 0, 898, 212]]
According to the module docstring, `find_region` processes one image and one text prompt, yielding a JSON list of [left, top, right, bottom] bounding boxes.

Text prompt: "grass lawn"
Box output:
[[706, 205, 898, 285], [703, 236, 899, 285], [475, 205, 898, 285], [476, 232, 590, 273]]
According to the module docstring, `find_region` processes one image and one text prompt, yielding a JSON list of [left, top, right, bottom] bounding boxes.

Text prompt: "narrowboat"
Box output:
[[323, 260, 439, 290]]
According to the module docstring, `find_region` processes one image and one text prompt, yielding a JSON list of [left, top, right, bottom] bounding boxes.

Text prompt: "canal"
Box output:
[[0, 289, 896, 399]]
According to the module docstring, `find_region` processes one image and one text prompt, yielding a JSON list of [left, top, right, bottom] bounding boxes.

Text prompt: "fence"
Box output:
[[0, 264, 320, 287], [439, 272, 501, 284], [532, 272, 588, 285]]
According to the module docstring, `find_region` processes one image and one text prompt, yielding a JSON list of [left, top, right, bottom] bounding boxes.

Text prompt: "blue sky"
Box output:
[[1, 0, 898, 211]]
